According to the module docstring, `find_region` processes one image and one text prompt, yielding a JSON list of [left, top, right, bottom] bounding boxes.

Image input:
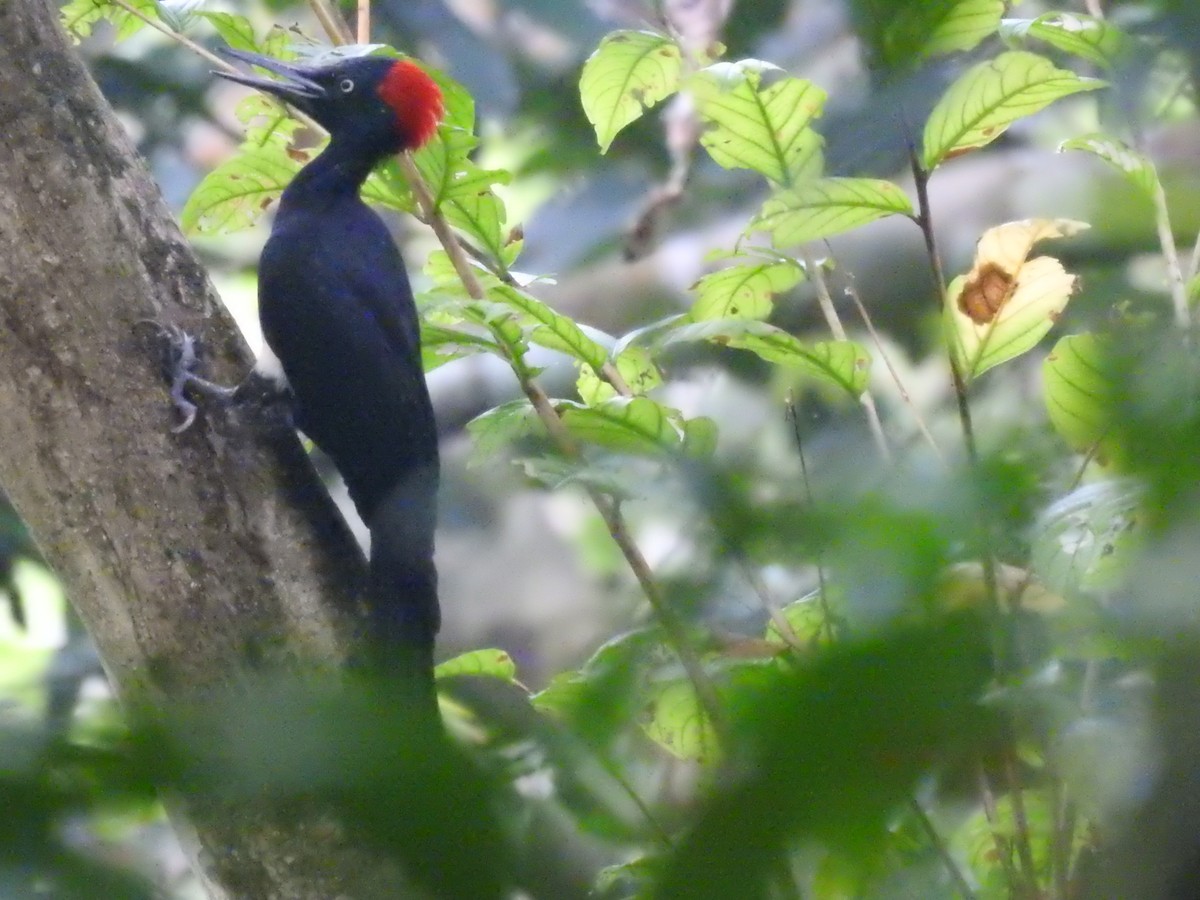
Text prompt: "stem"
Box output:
[[1003, 750, 1039, 892], [909, 157, 978, 463], [836, 260, 946, 465], [396, 152, 728, 741], [308, 0, 353, 45], [803, 251, 891, 465], [356, 0, 370, 44], [785, 395, 836, 644], [910, 799, 977, 900], [1150, 178, 1191, 336]]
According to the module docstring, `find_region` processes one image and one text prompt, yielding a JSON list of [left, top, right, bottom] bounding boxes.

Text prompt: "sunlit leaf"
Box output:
[[234, 94, 302, 149], [640, 680, 717, 763], [433, 648, 518, 682], [690, 260, 803, 322], [752, 178, 914, 247], [999, 13, 1130, 69], [945, 218, 1087, 380], [419, 321, 500, 372], [61, 0, 155, 41], [577, 346, 662, 405], [489, 285, 611, 371], [1059, 133, 1159, 200], [661, 319, 871, 396], [851, 0, 1005, 70], [922, 51, 1105, 170], [764, 590, 837, 648], [181, 143, 308, 234], [362, 158, 416, 214], [1031, 479, 1144, 596], [465, 399, 540, 460], [691, 60, 826, 187], [558, 397, 684, 455], [1043, 332, 1125, 467], [532, 629, 664, 748], [580, 30, 683, 153]]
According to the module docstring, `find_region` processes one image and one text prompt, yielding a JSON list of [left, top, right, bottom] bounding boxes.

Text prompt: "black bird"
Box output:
[[201, 50, 446, 705]]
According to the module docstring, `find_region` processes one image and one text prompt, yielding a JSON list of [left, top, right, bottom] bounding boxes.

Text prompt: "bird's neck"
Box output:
[[281, 134, 390, 210]]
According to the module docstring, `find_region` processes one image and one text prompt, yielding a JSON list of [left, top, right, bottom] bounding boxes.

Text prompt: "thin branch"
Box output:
[[802, 251, 891, 465], [308, 0, 353, 45], [785, 394, 836, 644], [833, 256, 946, 465], [356, 0, 370, 45], [1150, 178, 1191, 336], [1187, 228, 1200, 285], [909, 153, 978, 463], [909, 799, 977, 900]]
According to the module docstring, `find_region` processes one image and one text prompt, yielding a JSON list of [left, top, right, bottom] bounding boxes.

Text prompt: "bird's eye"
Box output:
[[339, 78, 355, 93]]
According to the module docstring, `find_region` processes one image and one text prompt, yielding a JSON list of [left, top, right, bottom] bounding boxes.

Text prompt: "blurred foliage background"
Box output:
[[6, 0, 1200, 896]]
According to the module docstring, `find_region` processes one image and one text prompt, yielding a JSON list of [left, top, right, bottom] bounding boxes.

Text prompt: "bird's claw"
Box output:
[[136, 320, 231, 433]]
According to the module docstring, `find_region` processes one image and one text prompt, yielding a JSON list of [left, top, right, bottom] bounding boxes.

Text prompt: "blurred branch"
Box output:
[[802, 250, 891, 465]]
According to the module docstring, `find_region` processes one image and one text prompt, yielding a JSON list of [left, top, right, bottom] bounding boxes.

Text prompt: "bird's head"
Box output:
[[216, 49, 444, 153]]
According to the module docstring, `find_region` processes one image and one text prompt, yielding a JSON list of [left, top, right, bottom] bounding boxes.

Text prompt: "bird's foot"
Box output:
[[139, 321, 240, 433]]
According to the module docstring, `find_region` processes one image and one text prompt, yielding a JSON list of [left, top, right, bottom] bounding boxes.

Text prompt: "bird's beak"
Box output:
[[214, 48, 325, 102]]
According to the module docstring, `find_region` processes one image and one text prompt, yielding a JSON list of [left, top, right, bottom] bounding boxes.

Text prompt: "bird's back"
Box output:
[[259, 194, 441, 650]]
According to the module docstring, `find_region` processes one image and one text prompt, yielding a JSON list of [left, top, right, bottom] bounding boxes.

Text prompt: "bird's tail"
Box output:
[[365, 467, 441, 714]]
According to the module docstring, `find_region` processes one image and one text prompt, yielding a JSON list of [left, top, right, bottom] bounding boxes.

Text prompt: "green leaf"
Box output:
[[662, 319, 871, 397], [558, 397, 685, 455], [851, 0, 1005, 71], [765, 589, 838, 648], [200, 13, 294, 57], [1031, 479, 1143, 597], [640, 680, 717, 763], [1059, 133, 1159, 200], [922, 51, 1105, 170], [433, 648, 518, 682], [580, 30, 684, 153], [444, 191, 508, 263], [999, 13, 1130, 69], [465, 400, 540, 459], [1043, 333, 1124, 466], [691, 60, 826, 187], [682, 416, 719, 459], [576, 346, 662, 405], [946, 218, 1086, 380], [690, 260, 804, 321], [489, 285, 610, 371], [752, 178, 914, 247], [532, 629, 664, 748], [419, 321, 501, 372], [362, 158, 416, 214], [62, 0, 155, 41], [233, 94, 303, 149], [181, 143, 308, 234]]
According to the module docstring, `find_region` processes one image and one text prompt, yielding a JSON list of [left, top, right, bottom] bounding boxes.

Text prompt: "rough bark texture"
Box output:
[[0, 1, 420, 896]]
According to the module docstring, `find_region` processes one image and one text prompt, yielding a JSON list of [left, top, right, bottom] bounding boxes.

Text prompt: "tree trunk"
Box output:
[[0, 0, 422, 895]]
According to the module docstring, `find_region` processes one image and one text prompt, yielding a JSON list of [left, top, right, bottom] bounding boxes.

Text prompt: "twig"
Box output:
[[1149, 178, 1191, 336], [802, 251, 891, 465], [308, 0, 353, 45], [909, 798, 977, 900], [1003, 749, 1040, 892], [833, 255, 946, 465], [785, 394, 836, 644], [356, 0, 370, 44]]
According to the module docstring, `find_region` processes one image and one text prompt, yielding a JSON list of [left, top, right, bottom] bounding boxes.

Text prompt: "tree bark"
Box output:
[[0, 0, 421, 896]]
